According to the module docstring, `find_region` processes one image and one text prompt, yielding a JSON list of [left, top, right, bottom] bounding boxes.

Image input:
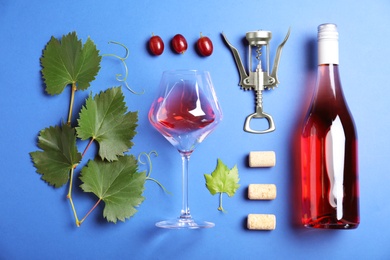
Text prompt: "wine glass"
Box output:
[[148, 70, 222, 229]]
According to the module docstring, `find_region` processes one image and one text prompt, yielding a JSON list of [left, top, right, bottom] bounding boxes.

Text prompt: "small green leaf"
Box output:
[[76, 87, 138, 161], [41, 31, 101, 95], [30, 123, 82, 188], [79, 155, 146, 223], [204, 159, 240, 212]]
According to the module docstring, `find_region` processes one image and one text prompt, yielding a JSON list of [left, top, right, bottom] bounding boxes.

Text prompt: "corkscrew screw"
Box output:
[[222, 28, 290, 134]]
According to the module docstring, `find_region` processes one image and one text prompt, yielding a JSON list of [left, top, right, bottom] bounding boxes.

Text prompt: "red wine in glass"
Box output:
[[150, 78, 218, 153]]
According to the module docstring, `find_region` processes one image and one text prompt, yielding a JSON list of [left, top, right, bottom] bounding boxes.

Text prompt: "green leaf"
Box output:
[[76, 87, 138, 161], [204, 159, 240, 212], [41, 31, 101, 95], [79, 155, 146, 223], [30, 124, 82, 188]]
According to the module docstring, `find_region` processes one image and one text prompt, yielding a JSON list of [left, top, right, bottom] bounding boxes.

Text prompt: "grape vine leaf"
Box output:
[[30, 123, 82, 188], [41, 31, 101, 95], [79, 155, 146, 223], [76, 87, 138, 161], [204, 158, 240, 212]]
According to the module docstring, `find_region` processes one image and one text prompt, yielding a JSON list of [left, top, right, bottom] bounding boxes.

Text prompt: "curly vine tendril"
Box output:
[[102, 41, 145, 95], [138, 151, 171, 194]]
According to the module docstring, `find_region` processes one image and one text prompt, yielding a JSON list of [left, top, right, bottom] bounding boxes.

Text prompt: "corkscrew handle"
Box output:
[[269, 28, 291, 86], [221, 32, 248, 87], [244, 111, 275, 134]]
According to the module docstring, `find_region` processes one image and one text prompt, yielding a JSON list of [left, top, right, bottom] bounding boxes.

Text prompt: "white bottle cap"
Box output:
[[318, 23, 339, 65]]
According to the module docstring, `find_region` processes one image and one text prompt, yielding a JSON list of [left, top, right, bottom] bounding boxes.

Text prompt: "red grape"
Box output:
[[171, 34, 188, 54], [149, 35, 164, 55], [197, 34, 213, 56]]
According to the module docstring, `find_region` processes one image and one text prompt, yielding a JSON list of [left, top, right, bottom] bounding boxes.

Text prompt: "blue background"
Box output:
[[1, 0, 389, 259]]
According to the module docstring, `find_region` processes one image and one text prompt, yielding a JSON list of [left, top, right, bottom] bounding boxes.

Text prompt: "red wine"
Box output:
[[300, 24, 359, 229], [150, 80, 215, 140]]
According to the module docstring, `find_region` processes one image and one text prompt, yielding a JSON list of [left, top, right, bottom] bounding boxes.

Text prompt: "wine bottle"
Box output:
[[300, 23, 360, 229]]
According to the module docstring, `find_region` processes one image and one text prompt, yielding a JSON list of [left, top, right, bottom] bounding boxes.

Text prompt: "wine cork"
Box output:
[[249, 151, 276, 167], [248, 184, 277, 200], [247, 214, 276, 230]]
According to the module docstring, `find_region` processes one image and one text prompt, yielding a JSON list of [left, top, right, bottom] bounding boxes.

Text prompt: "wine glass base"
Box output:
[[156, 217, 215, 229]]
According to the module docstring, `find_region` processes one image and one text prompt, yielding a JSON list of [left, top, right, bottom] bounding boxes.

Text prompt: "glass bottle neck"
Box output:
[[317, 27, 340, 96], [316, 64, 340, 96], [317, 24, 340, 96]]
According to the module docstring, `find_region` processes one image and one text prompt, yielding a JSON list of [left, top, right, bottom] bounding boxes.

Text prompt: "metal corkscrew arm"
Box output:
[[222, 28, 290, 134]]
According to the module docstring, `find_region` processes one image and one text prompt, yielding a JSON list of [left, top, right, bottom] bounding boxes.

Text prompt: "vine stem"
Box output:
[[78, 198, 102, 225], [67, 83, 77, 125], [67, 136, 101, 227], [67, 167, 81, 227], [81, 138, 95, 157], [65, 82, 80, 226]]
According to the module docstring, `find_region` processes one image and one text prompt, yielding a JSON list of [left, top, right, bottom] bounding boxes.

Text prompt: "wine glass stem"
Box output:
[[180, 153, 192, 219]]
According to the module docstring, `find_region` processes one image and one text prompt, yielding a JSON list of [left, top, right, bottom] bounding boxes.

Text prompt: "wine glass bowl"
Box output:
[[149, 70, 221, 154], [148, 70, 222, 228]]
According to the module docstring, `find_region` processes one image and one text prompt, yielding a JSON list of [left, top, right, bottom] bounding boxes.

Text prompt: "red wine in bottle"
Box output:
[[300, 24, 360, 229]]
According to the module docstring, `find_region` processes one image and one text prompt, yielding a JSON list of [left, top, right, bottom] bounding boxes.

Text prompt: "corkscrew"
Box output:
[[222, 28, 290, 134]]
